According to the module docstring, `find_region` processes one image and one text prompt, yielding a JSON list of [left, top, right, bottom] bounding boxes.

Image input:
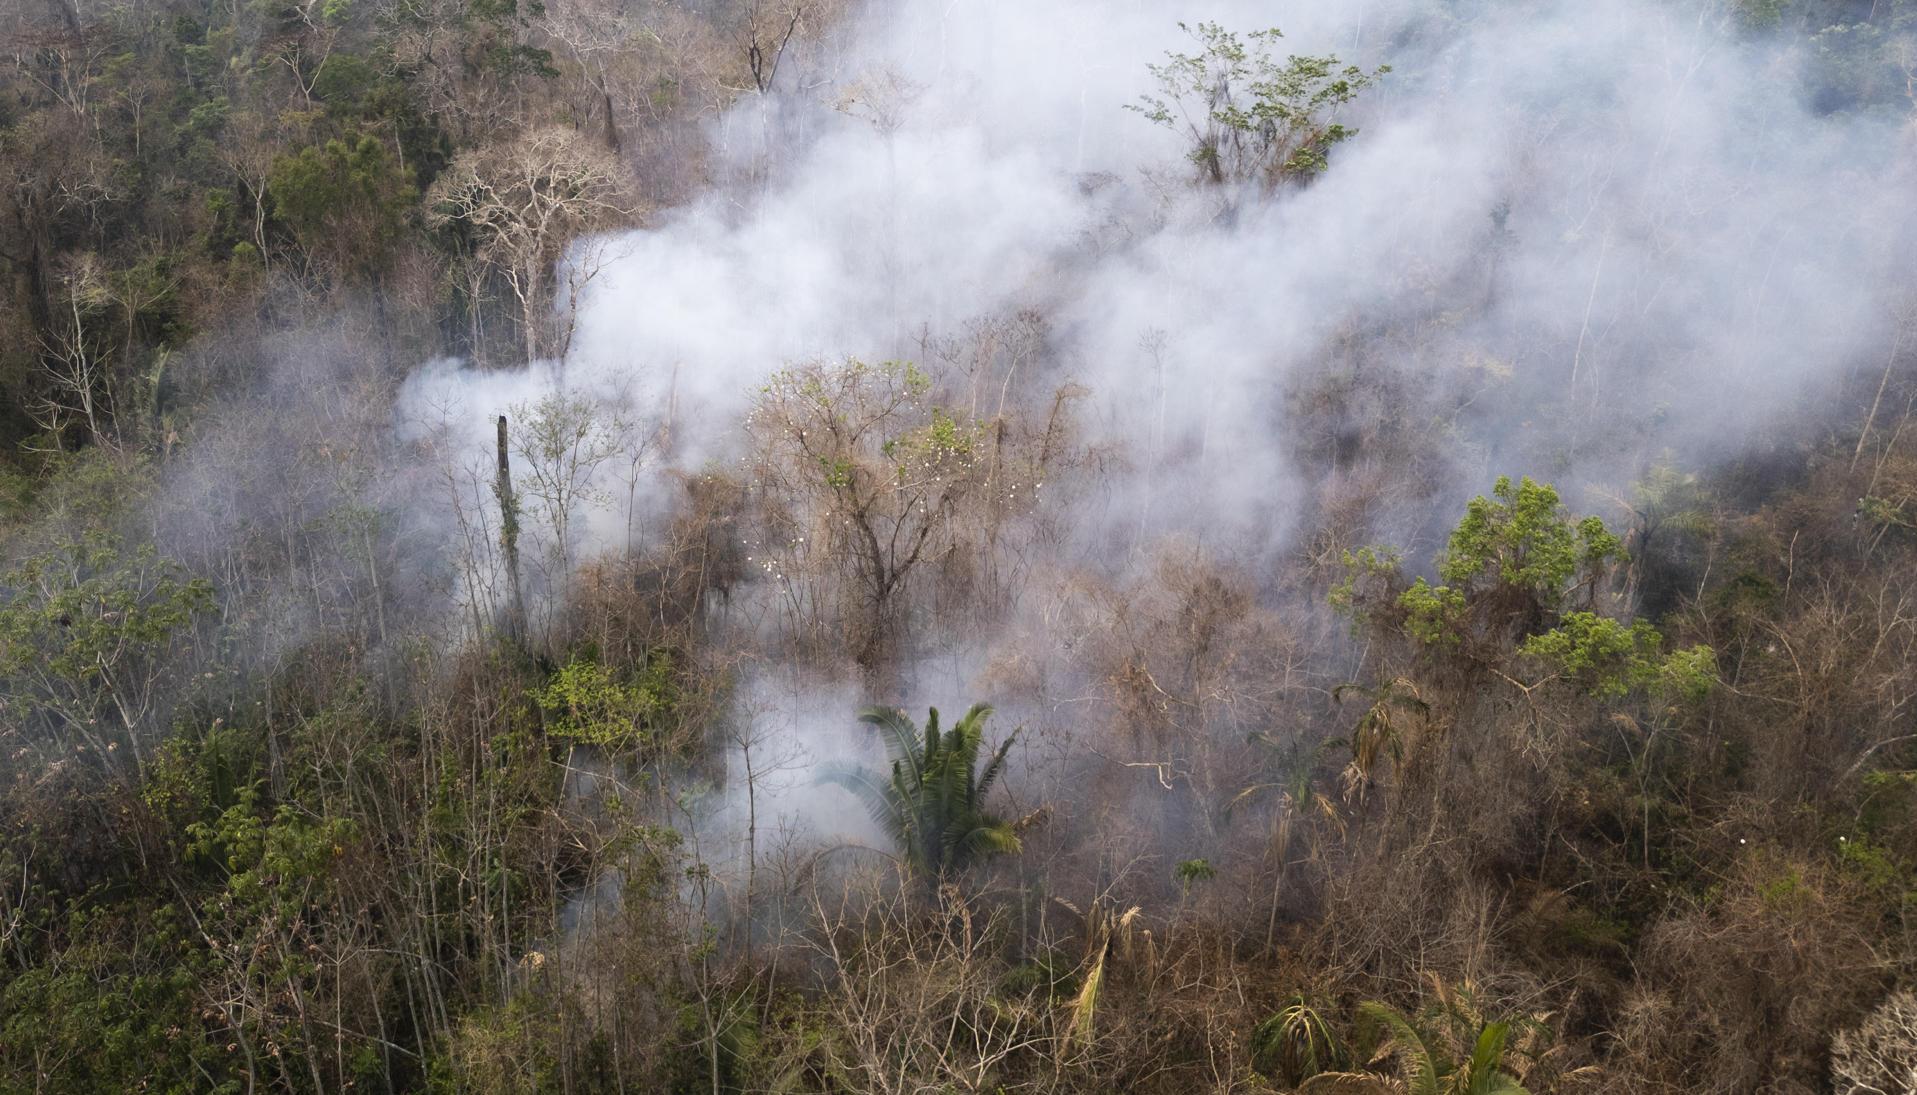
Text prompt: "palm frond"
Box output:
[[1357, 1001, 1441, 1095], [1059, 942, 1106, 1056], [1226, 781, 1283, 814], [1253, 994, 1348, 1086], [1465, 1022, 1511, 1093], [841, 702, 1024, 879], [953, 821, 1022, 860], [818, 762, 914, 852], [1296, 1074, 1407, 1095], [1471, 1073, 1529, 1095], [858, 705, 927, 787], [977, 733, 1014, 798]]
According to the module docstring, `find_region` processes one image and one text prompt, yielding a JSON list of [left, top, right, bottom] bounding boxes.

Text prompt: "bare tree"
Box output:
[[427, 128, 639, 363], [804, 873, 1064, 1094], [30, 254, 111, 449], [745, 358, 986, 673], [1833, 991, 1917, 1095], [510, 388, 629, 615]]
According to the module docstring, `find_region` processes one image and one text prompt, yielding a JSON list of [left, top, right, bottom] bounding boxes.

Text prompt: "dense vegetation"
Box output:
[[3, 0, 1917, 1093]]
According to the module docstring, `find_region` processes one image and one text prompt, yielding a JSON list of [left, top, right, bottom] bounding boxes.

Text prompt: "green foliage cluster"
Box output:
[[1518, 612, 1715, 700], [1254, 982, 1546, 1094], [1335, 475, 1716, 705], [825, 704, 1021, 880], [1398, 476, 1623, 646], [268, 136, 418, 277], [1173, 857, 1217, 888], [1132, 21, 1389, 185], [1439, 478, 1621, 590], [883, 406, 982, 467], [1351, 999, 1531, 1095], [0, 536, 213, 679], [0, 533, 214, 763], [0, 900, 222, 1093], [531, 653, 677, 750]]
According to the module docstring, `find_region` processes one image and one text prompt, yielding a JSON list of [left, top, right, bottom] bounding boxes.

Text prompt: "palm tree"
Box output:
[[1052, 895, 1145, 1058], [1347, 1000, 1528, 1095], [1296, 979, 1559, 1095], [1332, 677, 1430, 799], [1252, 993, 1346, 1088], [825, 703, 1022, 881], [1230, 735, 1344, 949]]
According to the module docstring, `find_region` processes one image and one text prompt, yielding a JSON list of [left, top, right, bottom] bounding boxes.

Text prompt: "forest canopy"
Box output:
[[2, 1, 1917, 1093]]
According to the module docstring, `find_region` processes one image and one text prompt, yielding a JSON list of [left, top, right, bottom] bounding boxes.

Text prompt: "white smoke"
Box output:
[[395, 0, 1916, 870], [406, 0, 1913, 552]]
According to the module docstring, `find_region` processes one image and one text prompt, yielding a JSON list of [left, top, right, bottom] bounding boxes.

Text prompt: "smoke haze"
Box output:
[[386, 0, 1917, 858], [408, 0, 1914, 549]]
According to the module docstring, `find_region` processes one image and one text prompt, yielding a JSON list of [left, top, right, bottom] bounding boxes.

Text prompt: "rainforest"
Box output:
[[2, 1, 1917, 1092]]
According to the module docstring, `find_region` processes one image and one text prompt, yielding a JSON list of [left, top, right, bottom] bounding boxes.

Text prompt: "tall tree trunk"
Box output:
[[496, 415, 528, 644]]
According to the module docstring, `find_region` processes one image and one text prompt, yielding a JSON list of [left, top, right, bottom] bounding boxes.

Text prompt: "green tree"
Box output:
[[184, 786, 363, 1092], [1338, 476, 1713, 701], [1335, 476, 1625, 654], [1132, 21, 1388, 187], [0, 532, 214, 771], [825, 703, 1022, 881], [0, 899, 227, 1093], [1518, 611, 1714, 700], [268, 135, 416, 280], [1401, 476, 1623, 647], [531, 653, 677, 751]]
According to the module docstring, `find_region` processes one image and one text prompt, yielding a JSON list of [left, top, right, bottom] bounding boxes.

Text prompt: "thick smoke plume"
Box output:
[[394, 0, 1915, 860], [409, 0, 1913, 547]]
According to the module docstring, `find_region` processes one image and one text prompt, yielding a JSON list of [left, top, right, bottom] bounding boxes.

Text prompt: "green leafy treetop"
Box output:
[[825, 703, 1022, 883], [530, 654, 678, 752], [1407, 476, 1622, 646], [267, 135, 417, 281], [1518, 612, 1714, 701], [1335, 476, 1623, 654], [1335, 476, 1713, 700], [0, 533, 214, 770], [1131, 21, 1389, 188]]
